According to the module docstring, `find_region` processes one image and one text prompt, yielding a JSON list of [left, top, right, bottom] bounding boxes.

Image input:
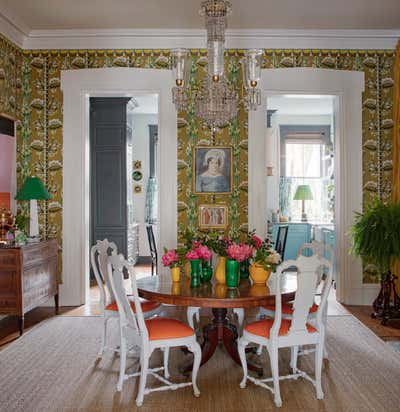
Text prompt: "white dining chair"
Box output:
[[107, 253, 202, 406], [90, 239, 161, 356], [238, 255, 333, 407], [258, 241, 334, 359]]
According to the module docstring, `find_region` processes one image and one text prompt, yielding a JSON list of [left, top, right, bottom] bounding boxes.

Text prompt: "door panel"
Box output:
[[90, 97, 130, 258]]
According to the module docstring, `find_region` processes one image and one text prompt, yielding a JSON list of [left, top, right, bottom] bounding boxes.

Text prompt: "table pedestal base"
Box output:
[[183, 307, 263, 376]]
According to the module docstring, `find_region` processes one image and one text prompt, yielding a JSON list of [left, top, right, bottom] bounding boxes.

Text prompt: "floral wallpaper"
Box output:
[[0, 34, 395, 283]]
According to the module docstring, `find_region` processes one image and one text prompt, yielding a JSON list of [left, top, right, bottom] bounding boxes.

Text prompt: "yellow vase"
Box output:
[[170, 266, 181, 282], [184, 261, 191, 278], [215, 256, 227, 284], [249, 264, 271, 284], [215, 283, 227, 299], [171, 282, 181, 295]]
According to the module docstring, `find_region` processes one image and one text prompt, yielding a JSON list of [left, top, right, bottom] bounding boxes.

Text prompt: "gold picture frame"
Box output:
[[198, 204, 228, 230], [193, 146, 233, 194]]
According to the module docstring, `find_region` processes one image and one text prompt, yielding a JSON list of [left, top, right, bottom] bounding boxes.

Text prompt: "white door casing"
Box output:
[[248, 68, 377, 305], [61, 68, 177, 306]]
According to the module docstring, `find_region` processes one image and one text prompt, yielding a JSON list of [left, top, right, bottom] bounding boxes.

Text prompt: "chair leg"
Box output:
[[163, 347, 170, 379], [290, 345, 299, 373], [136, 347, 150, 407], [322, 307, 329, 360], [269, 346, 282, 407], [238, 337, 248, 389], [187, 307, 200, 329], [233, 308, 244, 331], [256, 344, 263, 356], [315, 342, 324, 400], [188, 342, 201, 397], [117, 330, 127, 391], [99, 315, 108, 356]]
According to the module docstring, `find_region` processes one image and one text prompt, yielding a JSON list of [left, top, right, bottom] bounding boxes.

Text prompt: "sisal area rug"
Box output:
[[0, 313, 400, 412]]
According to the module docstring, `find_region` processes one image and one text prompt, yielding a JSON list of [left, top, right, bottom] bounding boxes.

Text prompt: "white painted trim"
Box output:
[[0, 26, 397, 50], [0, 11, 26, 48], [249, 68, 367, 305], [60, 68, 177, 306]]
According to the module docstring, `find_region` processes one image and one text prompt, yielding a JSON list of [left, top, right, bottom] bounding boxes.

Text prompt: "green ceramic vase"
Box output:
[[226, 258, 239, 288], [200, 260, 213, 283], [240, 259, 250, 279], [190, 259, 201, 288]]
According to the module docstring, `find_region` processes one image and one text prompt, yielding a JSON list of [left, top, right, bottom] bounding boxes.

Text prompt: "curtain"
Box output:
[[145, 177, 158, 224], [392, 40, 400, 293], [279, 177, 292, 218]]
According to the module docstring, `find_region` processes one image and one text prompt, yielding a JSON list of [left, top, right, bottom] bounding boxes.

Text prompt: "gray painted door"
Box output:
[[90, 97, 130, 257]]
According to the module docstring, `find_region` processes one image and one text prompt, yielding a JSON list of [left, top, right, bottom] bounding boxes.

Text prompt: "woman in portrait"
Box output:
[[196, 148, 229, 193]]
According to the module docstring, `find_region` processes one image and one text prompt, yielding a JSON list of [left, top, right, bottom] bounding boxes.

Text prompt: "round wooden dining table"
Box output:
[[137, 272, 297, 375]]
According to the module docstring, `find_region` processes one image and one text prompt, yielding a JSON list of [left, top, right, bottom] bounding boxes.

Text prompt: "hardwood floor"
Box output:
[[1, 265, 399, 350]]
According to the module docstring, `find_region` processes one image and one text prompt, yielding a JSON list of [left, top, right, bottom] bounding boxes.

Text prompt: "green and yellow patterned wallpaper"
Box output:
[[0, 34, 396, 283]]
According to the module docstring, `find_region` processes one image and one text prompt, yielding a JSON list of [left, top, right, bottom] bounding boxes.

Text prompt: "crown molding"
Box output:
[[0, 10, 28, 48], [23, 29, 400, 50], [0, 11, 398, 51]]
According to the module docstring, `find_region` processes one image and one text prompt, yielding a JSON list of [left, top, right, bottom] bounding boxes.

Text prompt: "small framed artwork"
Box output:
[[133, 160, 142, 170], [198, 204, 228, 230], [133, 185, 142, 194], [132, 170, 143, 181], [193, 146, 232, 194]]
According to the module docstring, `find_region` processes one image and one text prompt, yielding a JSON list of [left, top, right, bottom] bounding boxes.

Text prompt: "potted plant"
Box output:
[[162, 248, 181, 282], [249, 236, 281, 284], [226, 243, 254, 288], [350, 199, 400, 324]]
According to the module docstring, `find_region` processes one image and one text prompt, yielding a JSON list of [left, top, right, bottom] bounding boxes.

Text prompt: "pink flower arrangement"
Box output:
[[186, 249, 200, 260], [227, 243, 254, 263], [251, 235, 263, 249], [186, 244, 212, 261], [162, 249, 180, 267]]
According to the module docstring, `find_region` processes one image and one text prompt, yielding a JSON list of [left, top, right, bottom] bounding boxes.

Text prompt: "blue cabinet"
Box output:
[[271, 223, 312, 260]]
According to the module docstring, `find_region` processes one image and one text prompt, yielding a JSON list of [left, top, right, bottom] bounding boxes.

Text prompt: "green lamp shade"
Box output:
[[15, 177, 51, 200], [293, 185, 313, 200]]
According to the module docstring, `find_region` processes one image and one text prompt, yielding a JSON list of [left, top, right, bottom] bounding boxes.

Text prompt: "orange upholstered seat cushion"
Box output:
[[262, 302, 319, 315], [105, 298, 161, 313], [245, 318, 316, 339], [145, 318, 194, 340]]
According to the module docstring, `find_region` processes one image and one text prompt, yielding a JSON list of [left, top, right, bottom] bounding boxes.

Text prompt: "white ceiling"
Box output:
[[1, 0, 400, 31], [267, 95, 334, 116]]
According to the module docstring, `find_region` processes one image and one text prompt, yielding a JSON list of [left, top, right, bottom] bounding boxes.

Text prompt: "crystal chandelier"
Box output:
[[171, 1, 262, 131]]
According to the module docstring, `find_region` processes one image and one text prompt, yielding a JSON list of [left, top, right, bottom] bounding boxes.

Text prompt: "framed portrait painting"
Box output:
[[193, 146, 232, 194], [198, 204, 228, 230]]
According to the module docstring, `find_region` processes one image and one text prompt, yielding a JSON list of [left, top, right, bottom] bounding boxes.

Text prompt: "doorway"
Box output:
[[89, 94, 159, 299], [61, 68, 177, 306]]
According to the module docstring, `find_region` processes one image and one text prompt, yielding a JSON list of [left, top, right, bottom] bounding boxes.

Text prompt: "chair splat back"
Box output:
[[107, 253, 148, 342], [271, 255, 332, 339], [90, 239, 118, 308]]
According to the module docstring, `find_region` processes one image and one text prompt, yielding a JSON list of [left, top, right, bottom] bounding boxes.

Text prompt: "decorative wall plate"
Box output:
[[133, 185, 142, 194], [132, 170, 143, 181]]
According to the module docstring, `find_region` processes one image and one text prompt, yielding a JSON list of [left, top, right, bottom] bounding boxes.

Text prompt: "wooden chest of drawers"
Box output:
[[0, 239, 59, 335]]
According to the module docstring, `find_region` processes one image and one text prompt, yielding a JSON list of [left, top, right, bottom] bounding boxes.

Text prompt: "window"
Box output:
[[285, 143, 322, 178]]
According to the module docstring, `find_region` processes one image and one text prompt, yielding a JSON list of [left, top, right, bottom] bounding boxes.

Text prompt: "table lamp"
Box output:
[[293, 184, 313, 222], [15, 177, 51, 241]]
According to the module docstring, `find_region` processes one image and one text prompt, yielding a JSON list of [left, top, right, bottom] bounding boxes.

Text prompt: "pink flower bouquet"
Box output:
[[186, 244, 212, 262], [227, 243, 254, 263], [162, 248, 180, 268]]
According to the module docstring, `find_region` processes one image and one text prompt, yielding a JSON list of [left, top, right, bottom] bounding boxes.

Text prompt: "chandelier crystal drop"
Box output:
[[171, 1, 262, 131]]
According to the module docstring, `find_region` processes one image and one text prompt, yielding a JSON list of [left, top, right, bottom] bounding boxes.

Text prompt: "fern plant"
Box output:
[[350, 199, 400, 276]]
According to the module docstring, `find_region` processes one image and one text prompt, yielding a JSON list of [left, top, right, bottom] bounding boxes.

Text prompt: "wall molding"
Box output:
[[60, 68, 177, 306], [23, 29, 400, 50], [249, 68, 366, 306], [0, 10, 399, 51]]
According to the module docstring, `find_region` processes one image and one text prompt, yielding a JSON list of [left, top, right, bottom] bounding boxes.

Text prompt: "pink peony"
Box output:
[[227, 243, 253, 263], [162, 249, 179, 267], [252, 235, 263, 249], [196, 245, 212, 261], [186, 249, 200, 260]]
